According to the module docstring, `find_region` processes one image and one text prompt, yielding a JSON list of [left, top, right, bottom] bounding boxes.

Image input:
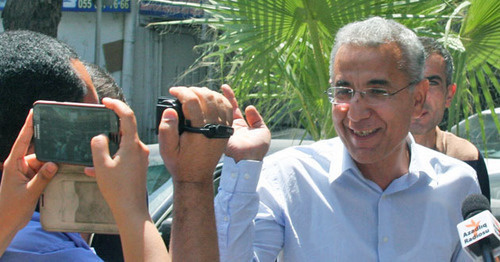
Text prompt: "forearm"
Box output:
[[214, 157, 264, 261], [170, 180, 219, 262], [0, 197, 32, 256], [112, 209, 170, 262], [0, 219, 18, 256]]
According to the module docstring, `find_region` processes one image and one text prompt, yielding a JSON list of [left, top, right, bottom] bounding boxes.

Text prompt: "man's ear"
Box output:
[[412, 78, 428, 118], [70, 59, 99, 104], [445, 83, 457, 108]]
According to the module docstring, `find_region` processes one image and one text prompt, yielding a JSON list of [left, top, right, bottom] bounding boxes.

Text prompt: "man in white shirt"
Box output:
[[215, 17, 480, 261]]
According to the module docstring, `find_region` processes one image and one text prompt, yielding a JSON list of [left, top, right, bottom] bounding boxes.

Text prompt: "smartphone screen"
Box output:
[[33, 101, 120, 166]]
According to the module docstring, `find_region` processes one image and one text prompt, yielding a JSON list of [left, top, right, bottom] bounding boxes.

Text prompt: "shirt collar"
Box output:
[[328, 133, 438, 185], [328, 139, 358, 184], [408, 133, 438, 181]]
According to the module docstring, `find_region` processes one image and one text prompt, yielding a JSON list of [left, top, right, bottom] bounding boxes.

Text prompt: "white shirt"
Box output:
[[215, 135, 480, 261]]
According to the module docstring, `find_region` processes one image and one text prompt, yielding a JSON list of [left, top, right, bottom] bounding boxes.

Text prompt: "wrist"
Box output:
[[0, 209, 26, 252], [172, 180, 215, 191], [110, 204, 151, 226], [106, 196, 149, 223], [225, 144, 269, 163], [171, 169, 216, 185], [0, 199, 26, 233]]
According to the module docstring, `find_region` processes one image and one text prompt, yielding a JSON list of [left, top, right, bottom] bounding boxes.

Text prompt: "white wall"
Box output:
[[58, 11, 125, 87]]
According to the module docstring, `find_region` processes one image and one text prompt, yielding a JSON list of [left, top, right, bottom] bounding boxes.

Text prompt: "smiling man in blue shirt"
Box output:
[[215, 17, 480, 261]]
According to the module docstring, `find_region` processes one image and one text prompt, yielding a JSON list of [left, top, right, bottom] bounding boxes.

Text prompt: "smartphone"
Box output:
[[33, 100, 120, 166], [40, 164, 118, 234]]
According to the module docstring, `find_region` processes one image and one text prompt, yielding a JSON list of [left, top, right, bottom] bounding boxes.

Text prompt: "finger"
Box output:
[[83, 167, 96, 177], [26, 162, 58, 196], [101, 98, 138, 142], [244, 105, 267, 129], [90, 134, 112, 169], [9, 110, 34, 160], [25, 154, 44, 174], [177, 88, 205, 126], [158, 108, 180, 161], [208, 89, 233, 126], [168, 86, 187, 97], [221, 84, 244, 120], [192, 87, 220, 124], [218, 94, 233, 126]]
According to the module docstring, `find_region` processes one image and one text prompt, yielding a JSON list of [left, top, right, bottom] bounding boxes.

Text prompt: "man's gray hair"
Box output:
[[329, 17, 425, 85]]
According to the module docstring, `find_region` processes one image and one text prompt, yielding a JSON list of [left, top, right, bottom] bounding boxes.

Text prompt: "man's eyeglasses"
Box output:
[[325, 81, 416, 105]]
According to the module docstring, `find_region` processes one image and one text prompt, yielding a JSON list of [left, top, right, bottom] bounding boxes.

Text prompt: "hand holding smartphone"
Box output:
[[33, 100, 120, 166], [33, 100, 120, 234]]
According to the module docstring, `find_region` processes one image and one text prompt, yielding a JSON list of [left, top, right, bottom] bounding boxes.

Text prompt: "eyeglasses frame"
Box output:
[[325, 81, 418, 105]]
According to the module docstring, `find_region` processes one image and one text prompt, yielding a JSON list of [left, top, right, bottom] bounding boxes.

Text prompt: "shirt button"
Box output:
[[224, 216, 229, 221], [230, 172, 237, 179], [244, 174, 250, 180], [383, 237, 388, 243]]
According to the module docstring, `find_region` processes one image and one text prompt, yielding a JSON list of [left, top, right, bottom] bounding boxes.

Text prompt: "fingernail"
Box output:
[[163, 110, 176, 121], [46, 163, 57, 173]]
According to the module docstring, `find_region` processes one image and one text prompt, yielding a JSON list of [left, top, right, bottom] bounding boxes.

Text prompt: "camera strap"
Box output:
[[183, 121, 234, 139]]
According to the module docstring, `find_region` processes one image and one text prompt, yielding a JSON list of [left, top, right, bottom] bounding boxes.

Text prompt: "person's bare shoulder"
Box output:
[[443, 132, 479, 161]]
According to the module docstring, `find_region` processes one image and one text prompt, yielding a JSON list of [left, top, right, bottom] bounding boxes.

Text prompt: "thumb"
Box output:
[[26, 162, 58, 196], [245, 105, 267, 129], [158, 108, 180, 161]]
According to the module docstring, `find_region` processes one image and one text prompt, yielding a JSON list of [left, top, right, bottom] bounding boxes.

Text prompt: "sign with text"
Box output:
[[0, 0, 130, 13], [139, 0, 203, 20]]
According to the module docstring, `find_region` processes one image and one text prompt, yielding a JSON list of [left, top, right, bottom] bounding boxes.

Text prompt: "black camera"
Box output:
[[156, 97, 184, 134], [156, 96, 234, 138]]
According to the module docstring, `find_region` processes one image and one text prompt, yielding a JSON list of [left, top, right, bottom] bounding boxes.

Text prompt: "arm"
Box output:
[[85, 98, 169, 262], [159, 86, 233, 262], [214, 85, 279, 261], [0, 110, 58, 255]]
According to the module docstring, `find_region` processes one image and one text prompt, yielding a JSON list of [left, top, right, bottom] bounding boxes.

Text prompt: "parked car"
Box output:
[[450, 108, 500, 217]]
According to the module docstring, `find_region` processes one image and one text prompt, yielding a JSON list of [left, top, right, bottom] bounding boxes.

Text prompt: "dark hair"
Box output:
[[418, 37, 454, 86], [0, 30, 87, 161], [84, 62, 126, 103]]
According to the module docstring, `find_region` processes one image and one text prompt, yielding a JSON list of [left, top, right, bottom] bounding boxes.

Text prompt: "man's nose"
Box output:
[[347, 93, 371, 122]]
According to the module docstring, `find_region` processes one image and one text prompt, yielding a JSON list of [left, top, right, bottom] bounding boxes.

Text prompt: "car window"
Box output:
[[453, 110, 500, 159], [146, 144, 174, 215], [147, 165, 171, 193]]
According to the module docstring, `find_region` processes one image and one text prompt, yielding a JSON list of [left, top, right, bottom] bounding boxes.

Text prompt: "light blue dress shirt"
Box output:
[[215, 135, 480, 261]]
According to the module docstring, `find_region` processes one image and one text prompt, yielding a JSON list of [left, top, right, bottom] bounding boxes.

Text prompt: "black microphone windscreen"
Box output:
[[462, 194, 491, 220]]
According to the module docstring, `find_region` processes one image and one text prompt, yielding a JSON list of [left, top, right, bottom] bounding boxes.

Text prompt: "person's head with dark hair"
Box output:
[[418, 37, 454, 86], [84, 62, 126, 103], [0, 30, 98, 162], [411, 37, 490, 201], [410, 37, 457, 136]]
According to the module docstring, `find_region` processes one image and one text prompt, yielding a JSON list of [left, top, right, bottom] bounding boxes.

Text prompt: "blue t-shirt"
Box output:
[[0, 212, 102, 261]]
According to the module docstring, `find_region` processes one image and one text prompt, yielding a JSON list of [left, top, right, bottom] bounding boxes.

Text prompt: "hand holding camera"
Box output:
[[156, 96, 234, 138], [158, 87, 234, 184]]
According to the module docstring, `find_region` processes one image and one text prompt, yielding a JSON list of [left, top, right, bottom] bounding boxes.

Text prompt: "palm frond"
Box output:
[[147, 0, 500, 141]]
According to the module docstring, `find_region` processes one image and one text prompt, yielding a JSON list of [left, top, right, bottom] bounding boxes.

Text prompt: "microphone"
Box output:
[[457, 194, 500, 262]]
